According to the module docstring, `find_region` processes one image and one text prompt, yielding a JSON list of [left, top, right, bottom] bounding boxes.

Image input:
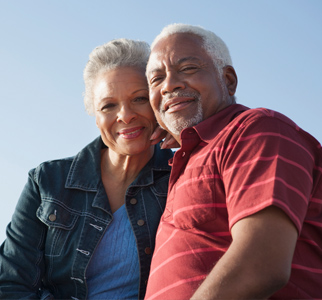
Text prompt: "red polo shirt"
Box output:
[[145, 104, 322, 300]]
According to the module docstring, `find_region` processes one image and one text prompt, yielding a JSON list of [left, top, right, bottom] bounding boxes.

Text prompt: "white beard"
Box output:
[[160, 99, 203, 136], [158, 81, 230, 137]]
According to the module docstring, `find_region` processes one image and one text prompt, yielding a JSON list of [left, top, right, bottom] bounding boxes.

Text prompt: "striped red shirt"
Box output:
[[145, 104, 322, 300]]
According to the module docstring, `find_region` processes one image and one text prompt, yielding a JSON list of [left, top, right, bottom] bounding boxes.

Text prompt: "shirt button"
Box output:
[[137, 219, 145, 226], [145, 247, 152, 255], [130, 198, 137, 205], [48, 214, 56, 222]]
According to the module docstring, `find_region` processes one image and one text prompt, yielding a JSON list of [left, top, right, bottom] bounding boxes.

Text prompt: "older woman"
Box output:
[[0, 39, 173, 299]]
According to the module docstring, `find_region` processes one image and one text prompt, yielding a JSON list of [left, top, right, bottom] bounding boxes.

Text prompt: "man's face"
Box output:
[[146, 33, 231, 140]]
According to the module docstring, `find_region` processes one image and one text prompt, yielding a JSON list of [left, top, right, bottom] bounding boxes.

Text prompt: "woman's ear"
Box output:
[[223, 65, 238, 96]]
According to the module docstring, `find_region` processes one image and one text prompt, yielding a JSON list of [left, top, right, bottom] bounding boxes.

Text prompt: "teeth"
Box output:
[[122, 128, 141, 135], [168, 103, 177, 108], [168, 100, 190, 109], [168, 102, 182, 109]]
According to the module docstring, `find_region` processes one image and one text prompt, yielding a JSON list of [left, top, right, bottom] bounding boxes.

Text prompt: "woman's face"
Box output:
[[93, 67, 157, 156]]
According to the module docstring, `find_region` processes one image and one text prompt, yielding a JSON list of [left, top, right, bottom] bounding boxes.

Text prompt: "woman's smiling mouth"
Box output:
[[118, 126, 145, 139]]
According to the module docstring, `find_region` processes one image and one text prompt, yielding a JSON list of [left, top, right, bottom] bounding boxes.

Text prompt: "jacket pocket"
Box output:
[[37, 199, 79, 257]]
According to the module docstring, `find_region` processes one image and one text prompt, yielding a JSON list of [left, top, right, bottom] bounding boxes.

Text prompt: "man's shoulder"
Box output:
[[202, 106, 306, 147], [236, 107, 297, 125], [221, 106, 321, 154], [229, 107, 305, 137]]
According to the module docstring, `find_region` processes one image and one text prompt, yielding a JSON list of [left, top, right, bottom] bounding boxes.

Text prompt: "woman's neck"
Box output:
[[101, 146, 155, 185]]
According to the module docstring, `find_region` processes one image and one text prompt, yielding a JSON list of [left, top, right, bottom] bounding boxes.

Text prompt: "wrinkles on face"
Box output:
[[159, 90, 203, 136], [93, 67, 157, 157], [147, 33, 234, 139]]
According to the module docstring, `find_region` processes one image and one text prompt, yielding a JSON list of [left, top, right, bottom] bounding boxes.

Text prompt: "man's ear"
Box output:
[[223, 65, 238, 96]]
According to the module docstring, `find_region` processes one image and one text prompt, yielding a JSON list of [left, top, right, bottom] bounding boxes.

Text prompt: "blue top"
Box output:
[[0, 137, 173, 300], [86, 205, 139, 299]]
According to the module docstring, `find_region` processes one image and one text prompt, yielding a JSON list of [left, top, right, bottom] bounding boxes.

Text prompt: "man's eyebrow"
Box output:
[[147, 67, 162, 75], [147, 56, 201, 75], [177, 56, 201, 64]]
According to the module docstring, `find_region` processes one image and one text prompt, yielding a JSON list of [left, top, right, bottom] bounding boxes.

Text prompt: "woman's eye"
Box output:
[[134, 97, 149, 103], [101, 103, 115, 111]]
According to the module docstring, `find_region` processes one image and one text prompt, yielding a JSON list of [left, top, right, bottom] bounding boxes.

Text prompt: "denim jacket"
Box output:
[[0, 137, 173, 300]]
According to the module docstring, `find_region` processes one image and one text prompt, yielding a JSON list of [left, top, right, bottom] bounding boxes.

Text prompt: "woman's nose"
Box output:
[[116, 105, 137, 124]]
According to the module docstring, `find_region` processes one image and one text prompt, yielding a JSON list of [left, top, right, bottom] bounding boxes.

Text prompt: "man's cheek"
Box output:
[[149, 94, 161, 113]]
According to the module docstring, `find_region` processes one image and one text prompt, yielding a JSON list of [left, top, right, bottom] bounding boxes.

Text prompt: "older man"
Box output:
[[144, 24, 322, 300]]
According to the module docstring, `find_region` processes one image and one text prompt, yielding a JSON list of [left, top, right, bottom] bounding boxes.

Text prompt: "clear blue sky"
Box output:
[[1, 0, 321, 243]]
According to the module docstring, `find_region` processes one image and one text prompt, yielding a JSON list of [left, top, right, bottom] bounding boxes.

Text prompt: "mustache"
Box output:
[[163, 90, 200, 101], [161, 91, 201, 111]]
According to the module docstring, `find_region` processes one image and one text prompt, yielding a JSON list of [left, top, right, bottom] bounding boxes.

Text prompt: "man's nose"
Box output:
[[161, 72, 185, 95], [117, 105, 137, 124]]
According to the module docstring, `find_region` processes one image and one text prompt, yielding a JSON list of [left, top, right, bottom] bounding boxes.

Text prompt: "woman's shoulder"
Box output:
[[31, 136, 102, 184], [29, 156, 75, 187]]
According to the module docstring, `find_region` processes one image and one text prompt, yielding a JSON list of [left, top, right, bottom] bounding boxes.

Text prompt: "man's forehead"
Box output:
[[148, 55, 201, 71], [147, 33, 205, 72], [155, 32, 202, 47]]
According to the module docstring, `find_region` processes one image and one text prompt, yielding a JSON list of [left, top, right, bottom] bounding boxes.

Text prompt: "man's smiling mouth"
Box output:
[[164, 97, 196, 112]]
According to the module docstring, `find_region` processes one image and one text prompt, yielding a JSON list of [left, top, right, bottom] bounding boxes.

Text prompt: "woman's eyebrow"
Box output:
[[131, 88, 149, 95]]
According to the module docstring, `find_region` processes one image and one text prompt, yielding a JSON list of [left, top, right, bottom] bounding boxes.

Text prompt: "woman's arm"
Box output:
[[0, 169, 47, 299]]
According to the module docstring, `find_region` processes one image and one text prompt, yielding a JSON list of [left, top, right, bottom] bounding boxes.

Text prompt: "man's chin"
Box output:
[[163, 120, 191, 137]]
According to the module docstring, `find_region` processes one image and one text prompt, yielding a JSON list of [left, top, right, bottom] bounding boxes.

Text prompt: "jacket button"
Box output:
[[49, 214, 56, 222], [130, 198, 137, 205], [145, 247, 152, 255], [137, 219, 145, 226]]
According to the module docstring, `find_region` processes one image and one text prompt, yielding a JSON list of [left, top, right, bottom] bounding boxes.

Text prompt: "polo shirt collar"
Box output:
[[191, 104, 249, 143]]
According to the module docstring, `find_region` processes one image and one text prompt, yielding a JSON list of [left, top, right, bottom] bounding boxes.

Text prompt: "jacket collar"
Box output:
[[65, 136, 172, 191], [130, 144, 173, 187]]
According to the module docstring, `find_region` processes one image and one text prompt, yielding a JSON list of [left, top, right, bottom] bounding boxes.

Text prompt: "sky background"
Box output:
[[0, 0, 321, 243]]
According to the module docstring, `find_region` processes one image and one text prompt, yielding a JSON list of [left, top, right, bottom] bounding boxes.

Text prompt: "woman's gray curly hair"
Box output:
[[83, 38, 150, 115]]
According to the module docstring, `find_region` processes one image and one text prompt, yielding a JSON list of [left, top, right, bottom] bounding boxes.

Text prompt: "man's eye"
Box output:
[[150, 76, 162, 85], [181, 66, 198, 72]]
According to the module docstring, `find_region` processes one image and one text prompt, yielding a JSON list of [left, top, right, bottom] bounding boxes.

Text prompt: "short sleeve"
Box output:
[[221, 112, 315, 232]]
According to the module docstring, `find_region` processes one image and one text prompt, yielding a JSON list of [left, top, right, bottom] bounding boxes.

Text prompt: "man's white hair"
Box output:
[[151, 23, 232, 77], [83, 38, 150, 115]]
